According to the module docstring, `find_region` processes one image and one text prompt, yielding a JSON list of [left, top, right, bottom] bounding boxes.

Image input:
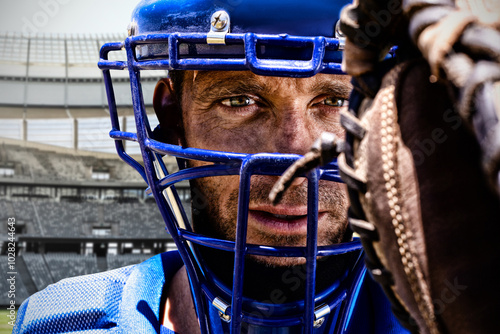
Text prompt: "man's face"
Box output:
[[178, 70, 351, 266]]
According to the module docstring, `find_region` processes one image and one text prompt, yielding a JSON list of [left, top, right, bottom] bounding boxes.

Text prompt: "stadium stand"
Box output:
[[0, 32, 184, 306], [2, 199, 170, 239], [0, 200, 11, 221], [21, 253, 53, 291], [0, 142, 154, 183], [103, 201, 165, 238], [46, 153, 88, 181], [4, 146, 49, 180], [1, 199, 176, 240], [37, 202, 85, 237], [106, 253, 153, 270], [44, 253, 99, 283], [0, 142, 184, 305], [11, 200, 42, 236]]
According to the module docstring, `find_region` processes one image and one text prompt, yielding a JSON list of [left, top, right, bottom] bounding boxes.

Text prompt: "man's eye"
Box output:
[[324, 97, 345, 107], [221, 96, 256, 107]]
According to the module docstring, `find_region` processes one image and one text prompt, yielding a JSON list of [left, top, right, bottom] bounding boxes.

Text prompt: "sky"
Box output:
[[0, 0, 140, 35]]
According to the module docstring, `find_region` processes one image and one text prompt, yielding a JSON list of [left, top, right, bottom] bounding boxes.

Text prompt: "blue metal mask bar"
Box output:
[[230, 156, 252, 333], [98, 33, 344, 77], [100, 44, 147, 183], [245, 34, 327, 76], [335, 257, 367, 334], [178, 229, 362, 257], [305, 168, 320, 333]]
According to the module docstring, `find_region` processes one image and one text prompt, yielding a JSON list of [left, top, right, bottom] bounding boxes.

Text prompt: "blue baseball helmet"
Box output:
[[98, 0, 364, 333]]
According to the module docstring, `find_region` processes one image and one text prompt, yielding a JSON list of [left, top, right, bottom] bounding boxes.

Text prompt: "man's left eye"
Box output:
[[221, 96, 256, 107], [323, 97, 345, 107]]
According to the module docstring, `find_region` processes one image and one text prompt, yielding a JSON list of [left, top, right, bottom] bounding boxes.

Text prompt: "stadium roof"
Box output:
[[0, 32, 166, 109], [0, 32, 165, 154]]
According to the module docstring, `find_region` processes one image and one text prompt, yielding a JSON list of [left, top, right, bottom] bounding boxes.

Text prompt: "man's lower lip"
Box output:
[[249, 211, 325, 234]]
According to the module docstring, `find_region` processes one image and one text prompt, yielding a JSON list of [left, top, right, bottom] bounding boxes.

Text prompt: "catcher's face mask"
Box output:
[[98, 0, 364, 333]]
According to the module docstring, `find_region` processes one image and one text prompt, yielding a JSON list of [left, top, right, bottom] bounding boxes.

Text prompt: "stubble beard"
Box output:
[[190, 175, 350, 267]]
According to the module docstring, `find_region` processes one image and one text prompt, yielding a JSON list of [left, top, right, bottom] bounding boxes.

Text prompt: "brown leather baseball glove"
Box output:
[[271, 1, 500, 333]]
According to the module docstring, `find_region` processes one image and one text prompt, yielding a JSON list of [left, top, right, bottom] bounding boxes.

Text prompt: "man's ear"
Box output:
[[153, 78, 184, 145]]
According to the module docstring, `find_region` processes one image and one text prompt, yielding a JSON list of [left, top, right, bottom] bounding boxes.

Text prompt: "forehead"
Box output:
[[183, 70, 352, 96]]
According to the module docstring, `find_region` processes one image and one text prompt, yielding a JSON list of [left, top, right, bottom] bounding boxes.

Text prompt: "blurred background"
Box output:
[[0, 1, 189, 324]]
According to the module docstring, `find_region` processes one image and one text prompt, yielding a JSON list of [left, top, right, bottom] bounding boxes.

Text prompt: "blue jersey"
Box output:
[[13, 251, 409, 333]]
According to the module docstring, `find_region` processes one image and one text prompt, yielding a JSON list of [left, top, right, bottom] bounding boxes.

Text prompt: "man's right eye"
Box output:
[[323, 96, 345, 107], [221, 96, 256, 108]]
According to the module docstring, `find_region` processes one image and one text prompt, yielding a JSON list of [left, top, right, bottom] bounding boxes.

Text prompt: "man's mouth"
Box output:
[[248, 206, 325, 235], [267, 213, 305, 220]]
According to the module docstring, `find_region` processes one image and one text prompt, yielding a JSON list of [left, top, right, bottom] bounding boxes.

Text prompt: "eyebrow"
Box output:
[[191, 72, 353, 103], [192, 73, 267, 103], [309, 79, 352, 99]]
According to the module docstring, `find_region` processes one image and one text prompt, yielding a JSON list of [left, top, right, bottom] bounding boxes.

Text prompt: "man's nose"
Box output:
[[271, 109, 317, 155]]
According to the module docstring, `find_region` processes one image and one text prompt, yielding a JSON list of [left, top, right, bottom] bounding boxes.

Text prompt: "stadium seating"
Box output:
[[11, 200, 42, 236], [47, 153, 88, 181], [0, 143, 148, 183], [36, 201, 101, 237], [106, 253, 153, 270], [44, 253, 99, 283], [103, 201, 165, 238], [0, 142, 184, 306], [1, 198, 174, 239], [21, 253, 53, 291], [5, 146, 48, 180], [0, 200, 10, 220]]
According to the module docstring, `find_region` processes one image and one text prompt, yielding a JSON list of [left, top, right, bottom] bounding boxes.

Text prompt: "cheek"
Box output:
[[191, 169, 241, 216], [315, 107, 346, 138], [190, 173, 241, 240], [184, 112, 271, 153]]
